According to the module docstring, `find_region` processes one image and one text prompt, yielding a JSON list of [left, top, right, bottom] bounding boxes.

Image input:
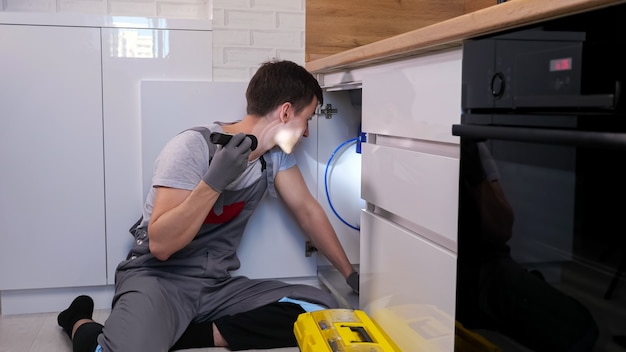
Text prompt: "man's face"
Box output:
[[274, 98, 318, 154]]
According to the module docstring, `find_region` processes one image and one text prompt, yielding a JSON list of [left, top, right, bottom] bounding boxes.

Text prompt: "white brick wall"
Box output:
[[0, 0, 306, 82], [212, 0, 305, 81], [2, 0, 211, 18]]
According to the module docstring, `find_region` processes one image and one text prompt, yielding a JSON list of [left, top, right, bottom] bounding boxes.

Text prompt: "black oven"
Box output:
[[453, 5, 626, 351]]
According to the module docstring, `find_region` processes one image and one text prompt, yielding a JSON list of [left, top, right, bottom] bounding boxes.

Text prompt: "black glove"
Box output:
[[203, 133, 252, 192], [346, 271, 359, 294]]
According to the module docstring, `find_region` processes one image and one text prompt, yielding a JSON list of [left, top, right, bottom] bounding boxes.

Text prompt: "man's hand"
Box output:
[[346, 271, 359, 294], [203, 133, 253, 192]]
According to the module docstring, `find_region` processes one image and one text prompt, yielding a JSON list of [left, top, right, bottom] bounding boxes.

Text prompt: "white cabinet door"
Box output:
[[360, 211, 457, 352], [0, 25, 106, 289]]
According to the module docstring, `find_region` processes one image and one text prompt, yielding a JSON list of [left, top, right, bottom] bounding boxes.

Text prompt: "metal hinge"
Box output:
[[318, 103, 337, 119], [305, 240, 317, 257]]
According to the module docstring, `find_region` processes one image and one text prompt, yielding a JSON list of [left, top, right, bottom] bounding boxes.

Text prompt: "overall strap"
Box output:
[[184, 126, 223, 214], [186, 126, 217, 160], [184, 126, 277, 198], [264, 154, 277, 198]]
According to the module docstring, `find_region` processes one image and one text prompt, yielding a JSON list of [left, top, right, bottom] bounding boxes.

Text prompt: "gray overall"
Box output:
[[97, 127, 338, 352]]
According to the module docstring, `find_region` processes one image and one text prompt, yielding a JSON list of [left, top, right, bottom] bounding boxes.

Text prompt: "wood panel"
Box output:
[[465, 0, 498, 13], [305, 0, 467, 62], [305, 0, 495, 62]]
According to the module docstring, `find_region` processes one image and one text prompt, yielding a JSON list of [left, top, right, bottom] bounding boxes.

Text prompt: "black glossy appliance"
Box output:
[[453, 4, 626, 351]]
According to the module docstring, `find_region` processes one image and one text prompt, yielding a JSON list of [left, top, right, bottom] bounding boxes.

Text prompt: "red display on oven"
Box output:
[[550, 57, 572, 72]]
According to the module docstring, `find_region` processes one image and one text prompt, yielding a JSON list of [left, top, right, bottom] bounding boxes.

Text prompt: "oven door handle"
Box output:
[[452, 124, 626, 150]]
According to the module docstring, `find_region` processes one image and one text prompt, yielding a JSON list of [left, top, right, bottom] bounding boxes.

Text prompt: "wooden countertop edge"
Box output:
[[306, 0, 625, 74]]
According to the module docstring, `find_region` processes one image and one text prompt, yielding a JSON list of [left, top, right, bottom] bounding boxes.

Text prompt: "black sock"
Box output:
[[170, 322, 215, 351], [57, 295, 94, 338], [72, 322, 103, 352]]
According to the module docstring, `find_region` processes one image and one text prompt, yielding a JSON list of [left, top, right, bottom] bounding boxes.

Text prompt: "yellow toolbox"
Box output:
[[294, 309, 400, 352]]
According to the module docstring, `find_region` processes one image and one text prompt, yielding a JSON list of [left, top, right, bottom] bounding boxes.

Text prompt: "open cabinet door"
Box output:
[[140, 81, 318, 279]]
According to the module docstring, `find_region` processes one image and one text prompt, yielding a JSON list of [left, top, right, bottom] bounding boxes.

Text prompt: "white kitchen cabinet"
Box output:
[[316, 47, 462, 350], [360, 48, 462, 351], [0, 15, 213, 315], [0, 24, 107, 290]]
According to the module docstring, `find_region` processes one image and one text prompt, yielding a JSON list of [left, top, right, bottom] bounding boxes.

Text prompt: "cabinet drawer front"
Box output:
[[361, 143, 459, 245], [362, 48, 462, 144], [360, 210, 457, 352]]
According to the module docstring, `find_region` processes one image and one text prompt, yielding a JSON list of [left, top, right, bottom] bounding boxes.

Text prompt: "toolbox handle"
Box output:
[[346, 325, 374, 343]]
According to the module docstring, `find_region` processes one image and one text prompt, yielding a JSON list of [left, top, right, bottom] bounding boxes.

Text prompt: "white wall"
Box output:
[[212, 0, 305, 80], [0, 0, 306, 82]]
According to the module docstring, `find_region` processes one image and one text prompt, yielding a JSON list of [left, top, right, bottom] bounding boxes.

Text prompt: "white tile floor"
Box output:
[[0, 309, 299, 352]]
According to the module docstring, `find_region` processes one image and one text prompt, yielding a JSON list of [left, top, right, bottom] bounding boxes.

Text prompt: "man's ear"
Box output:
[[278, 102, 292, 123]]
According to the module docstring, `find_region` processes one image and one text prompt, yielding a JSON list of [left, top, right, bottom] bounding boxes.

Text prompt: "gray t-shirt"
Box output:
[[138, 124, 296, 229]]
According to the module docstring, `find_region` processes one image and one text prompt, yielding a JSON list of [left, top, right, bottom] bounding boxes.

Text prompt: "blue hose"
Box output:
[[324, 137, 360, 231]]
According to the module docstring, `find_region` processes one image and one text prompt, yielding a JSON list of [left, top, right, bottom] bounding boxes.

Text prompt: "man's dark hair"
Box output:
[[246, 59, 323, 116]]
